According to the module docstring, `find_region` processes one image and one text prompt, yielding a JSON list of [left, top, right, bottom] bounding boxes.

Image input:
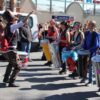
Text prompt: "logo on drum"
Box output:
[[96, 69, 100, 74]]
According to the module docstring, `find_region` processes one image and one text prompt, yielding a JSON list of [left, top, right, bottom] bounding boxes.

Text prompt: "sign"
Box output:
[[52, 15, 74, 22]]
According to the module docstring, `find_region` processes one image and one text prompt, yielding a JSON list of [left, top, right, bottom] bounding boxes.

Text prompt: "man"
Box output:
[[19, 19, 32, 61], [81, 20, 99, 84], [2, 9, 34, 87]]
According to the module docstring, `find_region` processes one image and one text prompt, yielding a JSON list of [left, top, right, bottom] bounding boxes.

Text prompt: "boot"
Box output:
[[59, 63, 66, 74]]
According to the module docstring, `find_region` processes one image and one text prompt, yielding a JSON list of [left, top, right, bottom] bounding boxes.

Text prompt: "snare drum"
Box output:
[[41, 39, 51, 61], [91, 55, 100, 87]]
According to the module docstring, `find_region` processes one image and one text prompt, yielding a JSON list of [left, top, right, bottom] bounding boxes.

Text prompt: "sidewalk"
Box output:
[[0, 52, 100, 100]]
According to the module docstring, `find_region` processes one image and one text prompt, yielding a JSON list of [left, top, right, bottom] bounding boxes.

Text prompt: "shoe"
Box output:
[[28, 59, 33, 62], [80, 78, 86, 83], [85, 81, 93, 86], [44, 61, 52, 66], [8, 83, 19, 87], [59, 70, 66, 75], [3, 78, 9, 83]]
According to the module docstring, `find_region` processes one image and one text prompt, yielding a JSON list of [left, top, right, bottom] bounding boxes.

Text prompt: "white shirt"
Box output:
[[10, 21, 24, 33]]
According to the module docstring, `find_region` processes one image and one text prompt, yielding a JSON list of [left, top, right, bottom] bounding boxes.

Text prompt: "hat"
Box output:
[[60, 21, 68, 26], [2, 9, 16, 22]]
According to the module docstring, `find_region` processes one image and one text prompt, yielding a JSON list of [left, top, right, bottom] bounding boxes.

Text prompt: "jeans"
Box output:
[[21, 42, 31, 53], [88, 63, 92, 83]]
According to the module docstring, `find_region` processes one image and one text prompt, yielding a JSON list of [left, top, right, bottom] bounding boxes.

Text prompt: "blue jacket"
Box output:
[[82, 31, 99, 57]]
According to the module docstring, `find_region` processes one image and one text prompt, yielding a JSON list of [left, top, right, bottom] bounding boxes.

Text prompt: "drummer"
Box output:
[[44, 20, 59, 66], [2, 9, 34, 87], [81, 20, 99, 84]]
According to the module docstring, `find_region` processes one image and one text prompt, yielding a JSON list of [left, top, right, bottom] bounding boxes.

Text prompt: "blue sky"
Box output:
[[32, 0, 100, 12]]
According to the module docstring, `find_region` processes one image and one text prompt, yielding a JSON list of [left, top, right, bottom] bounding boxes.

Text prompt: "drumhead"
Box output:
[[77, 49, 90, 55], [41, 39, 49, 44], [91, 55, 100, 63], [16, 51, 28, 55]]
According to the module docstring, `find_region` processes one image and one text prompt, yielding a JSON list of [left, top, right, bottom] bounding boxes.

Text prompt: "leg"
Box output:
[[3, 62, 13, 83], [7, 51, 21, 87]]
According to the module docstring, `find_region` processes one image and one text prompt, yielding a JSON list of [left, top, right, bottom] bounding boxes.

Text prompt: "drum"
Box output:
[[49, 42, 61, 68], [77, 49, 90, 56], [91, 55, 100, 87], [41, 39, 51, 61], [77, 49, 90, 78]]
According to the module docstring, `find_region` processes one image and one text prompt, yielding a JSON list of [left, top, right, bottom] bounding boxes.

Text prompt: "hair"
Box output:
[[0, 22, 5, 32], [2, 9, 15, 22], [89, 20, 96, 28]]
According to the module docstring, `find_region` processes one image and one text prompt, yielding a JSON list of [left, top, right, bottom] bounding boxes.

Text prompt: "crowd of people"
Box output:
[[0, 9, 100, 89], [38, 19, 100, 88]]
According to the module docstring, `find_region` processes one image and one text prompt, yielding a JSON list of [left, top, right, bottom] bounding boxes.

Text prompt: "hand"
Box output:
[[29, 10, 35, 15]]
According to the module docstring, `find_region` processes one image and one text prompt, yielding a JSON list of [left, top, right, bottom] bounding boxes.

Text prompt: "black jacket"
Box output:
[[19, 24, 32, 43]]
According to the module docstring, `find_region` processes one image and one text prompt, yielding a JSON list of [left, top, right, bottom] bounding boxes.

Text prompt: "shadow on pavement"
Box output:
[[22, 67, 52, 72], [0, 83, 7, 88], [19, 82, 84, 91], [18, 72, 55, 77], [24, 76, 67, 83], [44, 92, 100, 100]]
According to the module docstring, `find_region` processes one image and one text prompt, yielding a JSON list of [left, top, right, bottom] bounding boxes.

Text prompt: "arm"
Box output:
[[89, 34, 99, 53], [10, 10, 35, 33]]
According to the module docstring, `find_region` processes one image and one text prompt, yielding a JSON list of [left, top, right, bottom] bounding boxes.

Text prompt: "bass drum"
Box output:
[[77, 49, 90, 78], [41, 39, 51, 61], [91, 55, 100, 87]]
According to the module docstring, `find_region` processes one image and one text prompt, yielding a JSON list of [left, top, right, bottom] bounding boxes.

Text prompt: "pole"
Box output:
[[50, 0, 52, 13], [64, 0, 67, 13], [93, 2, 96, 15], [35, 0, 37, 10]]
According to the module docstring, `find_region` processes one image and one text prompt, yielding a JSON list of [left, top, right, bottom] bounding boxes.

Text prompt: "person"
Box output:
[[2, 9, 34, 87], [44, 20, 58, 66], [81, 20, 99, 84], [58, 21, 70, 74], [19, 19, 32, 62], [67, 22, 84, 78]]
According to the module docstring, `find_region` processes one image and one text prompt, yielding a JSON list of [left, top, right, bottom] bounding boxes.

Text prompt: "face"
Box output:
[[87, 21, 96, 30]]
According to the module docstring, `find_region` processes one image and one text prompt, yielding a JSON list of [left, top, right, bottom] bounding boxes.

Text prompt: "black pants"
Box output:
[[78, 55, 89, 78], [3, 51, 21, 84]]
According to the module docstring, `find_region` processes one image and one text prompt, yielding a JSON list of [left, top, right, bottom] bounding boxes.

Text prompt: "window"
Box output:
[[19, 15, 33, 28]]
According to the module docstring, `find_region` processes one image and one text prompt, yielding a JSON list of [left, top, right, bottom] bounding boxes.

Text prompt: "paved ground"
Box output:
[[0, 52, 100, 100]]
